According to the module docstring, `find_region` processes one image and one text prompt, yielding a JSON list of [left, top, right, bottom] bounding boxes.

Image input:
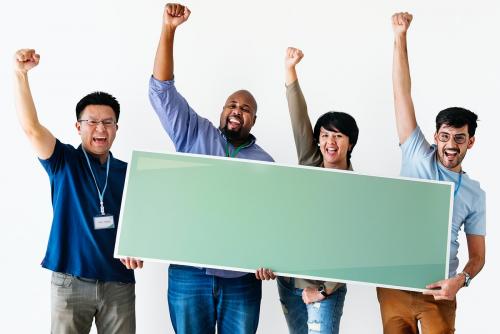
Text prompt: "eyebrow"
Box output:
[[87, 117, 115, 121], [228, 100, 251, 107], [440, 131, 467, 136], [320, 128, 341, 134]]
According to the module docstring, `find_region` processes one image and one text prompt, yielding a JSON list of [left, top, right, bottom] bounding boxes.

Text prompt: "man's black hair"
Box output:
[[75, 92, 120, 121], [436, 107, 478, 137]]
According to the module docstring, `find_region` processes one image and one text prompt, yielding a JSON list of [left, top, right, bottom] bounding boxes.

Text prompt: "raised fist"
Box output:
[[392, 12, 413, 35], [14, 49, 40, 73], [164, 3, 191, 28], [285, 47, 304, 69]]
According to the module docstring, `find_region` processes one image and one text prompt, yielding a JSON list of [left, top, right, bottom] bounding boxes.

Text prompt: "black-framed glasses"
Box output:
[[78, 119, 117, 128], [437, 132, 467, 144]]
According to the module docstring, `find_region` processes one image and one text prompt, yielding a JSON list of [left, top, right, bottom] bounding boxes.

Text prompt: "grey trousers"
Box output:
[[51, 272, 136, 334]]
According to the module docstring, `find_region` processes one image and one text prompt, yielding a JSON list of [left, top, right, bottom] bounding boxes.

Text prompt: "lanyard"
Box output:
[[82, 148, 110, 215], [453, 172, 462, 197], [436, 159, 462, 197], [225, 141, 250, 158]]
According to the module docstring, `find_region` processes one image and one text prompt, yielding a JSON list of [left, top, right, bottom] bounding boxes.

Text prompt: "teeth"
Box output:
[[229, 117, 241, 124]]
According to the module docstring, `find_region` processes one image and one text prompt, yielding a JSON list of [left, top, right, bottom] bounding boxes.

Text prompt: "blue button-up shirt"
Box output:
[[149, 76, 274, 278]]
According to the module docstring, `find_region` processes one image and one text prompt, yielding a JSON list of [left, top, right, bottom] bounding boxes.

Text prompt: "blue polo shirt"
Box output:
[[39, 139, 134, 283]]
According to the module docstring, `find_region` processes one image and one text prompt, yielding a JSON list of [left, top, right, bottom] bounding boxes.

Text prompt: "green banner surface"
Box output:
[[116, 151, 452, 291]]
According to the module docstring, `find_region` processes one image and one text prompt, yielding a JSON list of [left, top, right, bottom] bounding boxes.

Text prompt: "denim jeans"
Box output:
[[51, 271, 135, 334], [277, 277, 347, 334], [168, 264, 262, 334]]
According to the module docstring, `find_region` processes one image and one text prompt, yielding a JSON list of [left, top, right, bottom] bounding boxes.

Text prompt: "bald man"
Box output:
[[148, 3, 274, 334]]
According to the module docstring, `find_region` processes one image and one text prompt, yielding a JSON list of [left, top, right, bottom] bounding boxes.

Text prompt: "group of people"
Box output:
[[15, 3, 485, 334]]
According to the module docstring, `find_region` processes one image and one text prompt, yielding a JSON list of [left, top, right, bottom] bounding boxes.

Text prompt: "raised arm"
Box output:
[[392, 12, 417, 144], [285, 47, 322, 166], [153, 3, 191, 81], [285, 47, 303, 86], [14, 49, 56, 159]]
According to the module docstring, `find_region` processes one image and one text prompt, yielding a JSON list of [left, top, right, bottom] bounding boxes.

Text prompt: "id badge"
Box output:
[[94, 215, 115, 230]]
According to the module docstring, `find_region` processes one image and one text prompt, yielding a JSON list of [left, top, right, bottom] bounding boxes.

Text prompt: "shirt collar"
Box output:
[[78, 145, 113, 166], [219, 129, 257, 147]]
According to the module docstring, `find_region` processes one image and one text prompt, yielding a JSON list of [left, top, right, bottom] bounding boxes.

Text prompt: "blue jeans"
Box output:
[[168, 264, 262, 334], [51, 272, 135, 334], [277, 277, 347, 334]]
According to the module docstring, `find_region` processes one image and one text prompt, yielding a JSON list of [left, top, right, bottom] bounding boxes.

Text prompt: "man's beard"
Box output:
[[221, 125, 242, 141], [438, 147, 466, 170]]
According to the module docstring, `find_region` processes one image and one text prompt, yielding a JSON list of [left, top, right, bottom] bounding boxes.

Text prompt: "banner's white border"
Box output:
[[115, 149, 454, 292]]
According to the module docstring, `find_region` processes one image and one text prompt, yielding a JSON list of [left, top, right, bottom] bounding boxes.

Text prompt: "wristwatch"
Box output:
[[460, 271, 471, 287], [318, 285, 329, 298]]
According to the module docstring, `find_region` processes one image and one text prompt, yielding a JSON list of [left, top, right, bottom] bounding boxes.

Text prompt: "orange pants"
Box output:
[[377, 288, 456, 334]]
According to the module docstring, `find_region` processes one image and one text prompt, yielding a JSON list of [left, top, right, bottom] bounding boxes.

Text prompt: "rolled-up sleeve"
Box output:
[[149, 76, 210, 152]]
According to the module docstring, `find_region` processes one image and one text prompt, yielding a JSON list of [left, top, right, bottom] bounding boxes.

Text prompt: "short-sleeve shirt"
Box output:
[[400, 127, 486, 277], [39, 139, 134, 283]]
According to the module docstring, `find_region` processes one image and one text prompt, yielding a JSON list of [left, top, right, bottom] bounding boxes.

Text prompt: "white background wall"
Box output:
[[1, 0, 498, 333]]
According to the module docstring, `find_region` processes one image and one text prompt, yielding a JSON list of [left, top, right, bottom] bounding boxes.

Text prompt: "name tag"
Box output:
[[94, 215, 115, 230]]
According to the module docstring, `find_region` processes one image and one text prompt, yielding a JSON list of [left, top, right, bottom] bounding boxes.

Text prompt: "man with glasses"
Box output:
[[376, 13, 486, 333], [148, 3, 274, 334], [14, 48, 142, 333]]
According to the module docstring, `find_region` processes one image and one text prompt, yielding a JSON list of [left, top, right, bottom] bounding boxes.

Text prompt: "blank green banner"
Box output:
[[116, 151, 452, 291]]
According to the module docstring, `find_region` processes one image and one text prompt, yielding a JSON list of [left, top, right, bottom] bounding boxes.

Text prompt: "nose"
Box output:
[[230, 108, 242, 116], [95, 121, 106, 130], [447, 138, 459, 148], [327, 136, 337, 144]]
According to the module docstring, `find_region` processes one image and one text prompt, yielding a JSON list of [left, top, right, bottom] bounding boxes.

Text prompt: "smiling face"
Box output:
[[219, 90, 257, 145], [319, 127, 352, 170], [434, 124, 475, 172], [313, 112, 359, 170], [76, 104, 118, 163]]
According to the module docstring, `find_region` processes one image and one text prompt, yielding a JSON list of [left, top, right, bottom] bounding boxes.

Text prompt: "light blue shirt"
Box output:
[[149, 76, 274, 278], [400, 127, 486, 277], [149, 76, 273, 162]]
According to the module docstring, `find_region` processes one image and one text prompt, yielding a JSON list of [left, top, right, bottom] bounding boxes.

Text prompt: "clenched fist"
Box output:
[[14, 49, 40, 74], [392, 12, 413, 35], [285, 47, 304, 69], [164, 3, 191, 29]]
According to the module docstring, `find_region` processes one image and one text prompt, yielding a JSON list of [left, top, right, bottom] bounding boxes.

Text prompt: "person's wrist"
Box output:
[[163, 23, 177, 33], [318, 291, 326, 300], [14, 69, 28, 78], [394, 32, 407, 40], [457, 271, 471, 287], [317, 285, 330, 299], [455, 272, 466, 287]]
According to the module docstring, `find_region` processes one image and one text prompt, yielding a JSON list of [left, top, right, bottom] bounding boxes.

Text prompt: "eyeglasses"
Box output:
[[78, 119, 117, 128], [437, 132, 467, 144]]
